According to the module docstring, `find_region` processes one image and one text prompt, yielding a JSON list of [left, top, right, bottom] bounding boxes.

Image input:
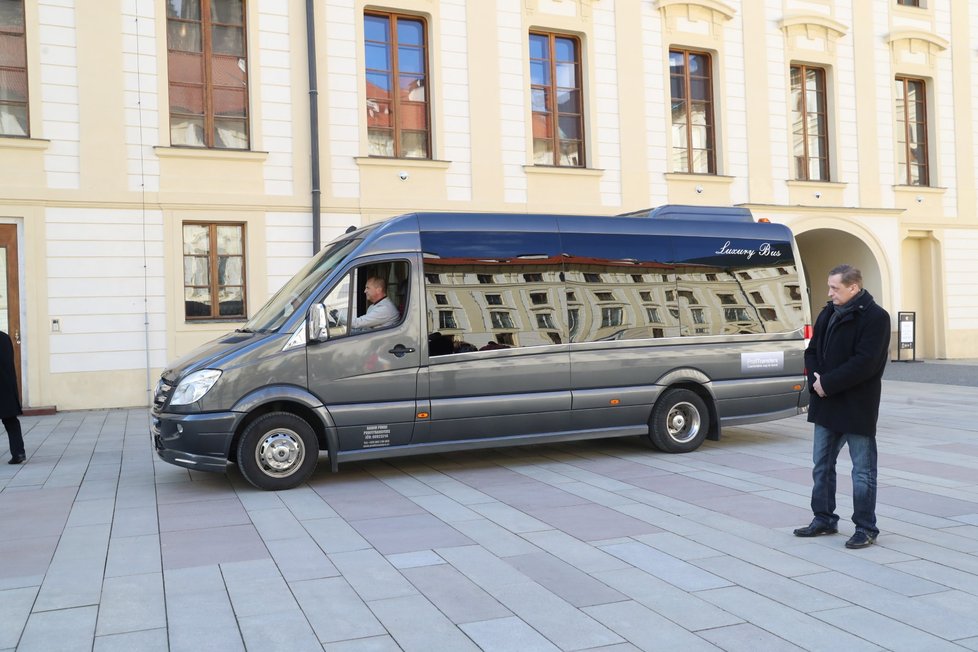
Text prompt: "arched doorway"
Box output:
[[796, 227, 883, 326]]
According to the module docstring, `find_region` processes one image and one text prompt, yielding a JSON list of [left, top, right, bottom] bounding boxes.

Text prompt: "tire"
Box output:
[[236, 412, 319, 490], [649, 388, 710, 454]]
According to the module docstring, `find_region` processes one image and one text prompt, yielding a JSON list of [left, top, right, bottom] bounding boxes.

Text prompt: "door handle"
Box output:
[[388, 344, 416, 358], [14, 330, 19, 345]]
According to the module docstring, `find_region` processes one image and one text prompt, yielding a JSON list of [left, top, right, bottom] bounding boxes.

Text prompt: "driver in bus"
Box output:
[[332, 276, 400, 332]]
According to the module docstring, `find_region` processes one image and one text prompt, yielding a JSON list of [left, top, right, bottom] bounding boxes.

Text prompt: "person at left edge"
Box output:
[[0, 330, 25, 465]]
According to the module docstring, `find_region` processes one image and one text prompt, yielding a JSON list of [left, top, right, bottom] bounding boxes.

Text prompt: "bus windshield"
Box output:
[[243, 237, 361, 333]]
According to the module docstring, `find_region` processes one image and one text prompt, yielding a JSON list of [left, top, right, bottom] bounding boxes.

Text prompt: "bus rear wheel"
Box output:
[[236, 412, 319, 490], [649, 388, 709, 453]]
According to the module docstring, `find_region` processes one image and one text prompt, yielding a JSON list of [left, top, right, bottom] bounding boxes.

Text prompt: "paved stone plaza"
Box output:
[[1, 365, 978, 651]]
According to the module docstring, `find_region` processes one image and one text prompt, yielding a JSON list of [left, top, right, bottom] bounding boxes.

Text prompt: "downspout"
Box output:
[[306, 0, 321, 254]]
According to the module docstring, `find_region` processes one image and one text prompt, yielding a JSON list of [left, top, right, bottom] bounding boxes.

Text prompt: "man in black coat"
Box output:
[[793, 264, 890, 549], [0, 330, 25, 464]]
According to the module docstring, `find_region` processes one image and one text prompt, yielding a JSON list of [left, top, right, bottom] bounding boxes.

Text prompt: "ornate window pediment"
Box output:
[[887, 29, 948, 67], [779, 14, 848, 41], [779, 14, 848, 55], [654, 0, 735, 38]]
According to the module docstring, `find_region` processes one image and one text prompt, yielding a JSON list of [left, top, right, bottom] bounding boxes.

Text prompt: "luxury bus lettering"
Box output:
[[715, 241, 783, 259], [716, 241, 756, 258]]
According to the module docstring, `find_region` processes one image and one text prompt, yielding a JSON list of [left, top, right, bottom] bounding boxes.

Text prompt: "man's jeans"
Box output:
[[810, 424, 879, 537]]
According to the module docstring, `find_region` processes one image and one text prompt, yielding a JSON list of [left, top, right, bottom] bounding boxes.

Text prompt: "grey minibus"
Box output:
[[152, 206, 811, 490]]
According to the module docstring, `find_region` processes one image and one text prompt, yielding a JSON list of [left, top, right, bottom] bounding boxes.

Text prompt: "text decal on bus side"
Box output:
[[715, 241, 784, 259]]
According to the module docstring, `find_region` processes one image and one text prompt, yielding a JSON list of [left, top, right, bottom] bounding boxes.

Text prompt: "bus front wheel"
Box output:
[[236, 412, 319, 490]]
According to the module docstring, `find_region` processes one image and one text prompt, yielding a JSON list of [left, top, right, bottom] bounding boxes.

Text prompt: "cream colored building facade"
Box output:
[[1, 0, 976, 411]]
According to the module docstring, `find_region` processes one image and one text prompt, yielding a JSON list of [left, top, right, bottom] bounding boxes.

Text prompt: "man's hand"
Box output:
[[813, 371, 826, 398]]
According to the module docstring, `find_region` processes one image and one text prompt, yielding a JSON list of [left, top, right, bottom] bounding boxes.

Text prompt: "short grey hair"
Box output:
[[829, 264, 862, 288]]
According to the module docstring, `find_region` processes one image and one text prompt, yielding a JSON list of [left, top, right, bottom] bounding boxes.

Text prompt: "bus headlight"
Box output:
[[170, 369, 222, 406]]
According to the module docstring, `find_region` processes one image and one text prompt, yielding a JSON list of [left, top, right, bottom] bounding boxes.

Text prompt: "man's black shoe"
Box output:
[[793, 522, 838, 537], [845, 531, 877, 549], [7, 455, 25, 465]]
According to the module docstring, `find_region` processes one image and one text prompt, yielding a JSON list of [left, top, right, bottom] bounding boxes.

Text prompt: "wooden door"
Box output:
[[0, 225, 21, 403]]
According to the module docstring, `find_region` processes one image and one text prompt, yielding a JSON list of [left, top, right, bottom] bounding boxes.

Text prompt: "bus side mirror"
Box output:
[[308, 304, 330, 343]]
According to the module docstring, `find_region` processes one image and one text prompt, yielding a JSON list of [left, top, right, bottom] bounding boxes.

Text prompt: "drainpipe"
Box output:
[[306, 0, 321, 254]]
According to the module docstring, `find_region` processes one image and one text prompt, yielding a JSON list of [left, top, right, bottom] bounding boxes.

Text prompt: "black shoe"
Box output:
[[845, 531, 877, 549], [793, 522, 838, 537], [8, 455, 25, 465]]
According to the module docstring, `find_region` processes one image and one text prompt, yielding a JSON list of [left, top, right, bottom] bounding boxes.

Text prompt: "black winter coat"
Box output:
[[805, 290, 890, 437], [0, 331, 21, 419]]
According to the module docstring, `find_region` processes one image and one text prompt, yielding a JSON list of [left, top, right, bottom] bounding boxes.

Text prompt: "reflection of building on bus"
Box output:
[[423, 253, 805, 352]]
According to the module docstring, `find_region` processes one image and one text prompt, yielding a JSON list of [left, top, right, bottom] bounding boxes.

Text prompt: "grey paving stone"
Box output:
[[450, 517, 541, 557], [34, 523, 111, 611], [221, 558, 298, 618], [164, 565, 245, 652], [291, 577, 387, 644], [918, 589, 978, 628], [157, 497, 251, 532], [303, 517, 372, 554], [237, 608, 324, 652], [631, 531, 724, 561], [248, 504, 309, 541], [520, 529, 631, 574], [400, 563, 511, 625], [889, 558, 978, 593], [366, 465, 439, 498], [408, 493, 482, 522], [469, 501, 552, 533], [697, 586, 877, 651], [593, 568, 742, 632], [784, 541, 947, 596], [93, 627, 169, 652], [65, 498, 115, 528], [419, 477, 496, 505], [460, 616, 561, 651], [323, 635, 402, 651], [314, 479, 427, 521], [155, 477, 237, 504], [328, 549, 418, 602], [104, 534, 161, 578], [0, 536, 58, 585], [95, 572, 165, 636], [504, 551, 626, 607], [109, 506, 160, 538], [267, 536, 340, 582], [367, 594, 481, 651], [435, 544, 535, 592], [696, 622, 805, 651], [530, 503, 664, 541], [0, 486, 74, 539], [0, 586, 36, 648], [489, 581, 624, 651], [230, 483, 288, 511], [583, 600, 719, 651], [550, 480, 638, 508], [814, 605, 964, 652], [385, 550, 445, 569], [279, 486, 340, 520], [17, 605, 97, 652], [478, 479, 590, 511], [75, 479, 119, 502], [958, 637, 978, 652], [693, 556, 849, 613], [159, 523, 268, 570], [601, 541, 731, 592], [111, 483, 157, 510], [348, 512, 474, 554]]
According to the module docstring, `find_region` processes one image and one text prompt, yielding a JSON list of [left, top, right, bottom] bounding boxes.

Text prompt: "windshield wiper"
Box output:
[[234, 328, 254, 333]]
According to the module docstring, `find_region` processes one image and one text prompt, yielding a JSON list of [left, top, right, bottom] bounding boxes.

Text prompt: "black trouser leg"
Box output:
[[2, 417, 24, 458]]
